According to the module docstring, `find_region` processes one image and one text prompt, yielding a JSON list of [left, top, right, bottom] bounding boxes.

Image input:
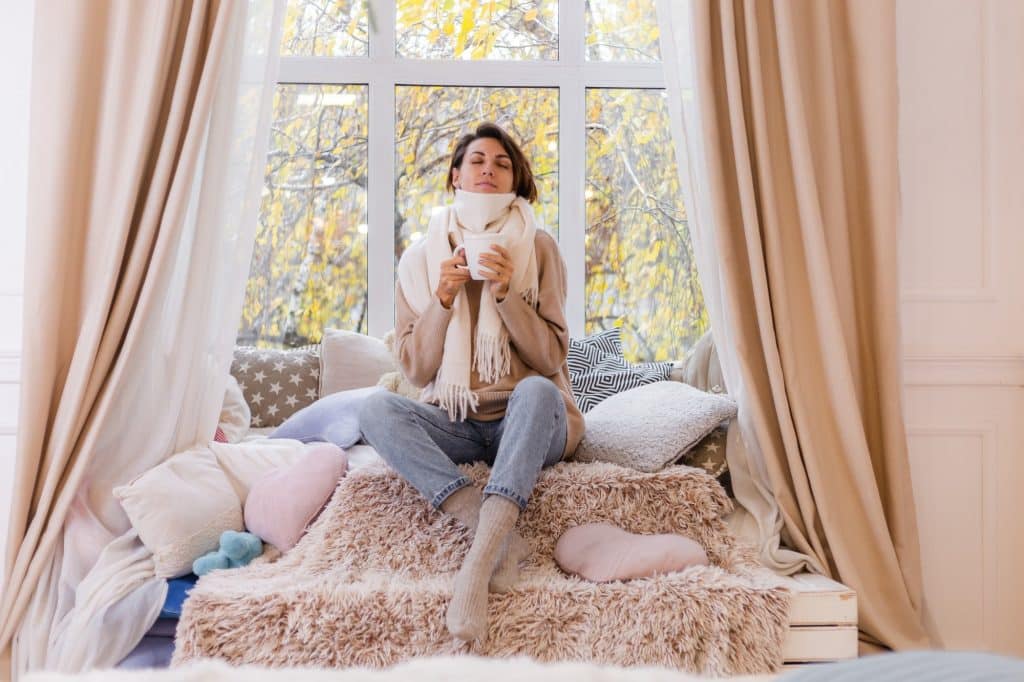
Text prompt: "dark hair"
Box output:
[[446, 122, 538, 203]]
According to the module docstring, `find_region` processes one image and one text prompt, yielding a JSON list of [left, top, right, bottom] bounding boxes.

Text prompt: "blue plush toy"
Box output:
[[193, 530, 264, 576]]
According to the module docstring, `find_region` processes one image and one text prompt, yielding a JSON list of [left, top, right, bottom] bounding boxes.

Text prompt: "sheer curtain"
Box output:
[[1, 0, 283, 676], [656, 0, 816, 575]]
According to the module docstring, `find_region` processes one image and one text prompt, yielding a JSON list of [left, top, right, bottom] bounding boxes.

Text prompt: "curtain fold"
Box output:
[[659, 0, 930, 649], [657, 0, 820, 578], [0, 0, 283, 676]]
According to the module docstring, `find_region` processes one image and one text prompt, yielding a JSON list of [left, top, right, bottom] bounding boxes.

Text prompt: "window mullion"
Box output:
[[279, 58, 663, 89], [560, 0, 586, 337], [367, 0, 397, 337]]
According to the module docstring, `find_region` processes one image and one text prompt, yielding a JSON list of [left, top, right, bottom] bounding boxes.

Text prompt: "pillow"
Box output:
[[159, 573, 199, 619], [554, 522, 708, 582], [209, 438, 309, 503], [217, 374, 251, 442], [113, 447, 243, 578], [567, 328, 673, 413], [784, 651, 1024, 681], [345, 444, 386, 472], [231, 346, 320, 428], [572, 381, 738, 472], [244, 443, 349, 553], [319, 329, 396, 397], [671, 330, 727, 395], [270, 385, 383, 448], [678, 420, 729, 480]]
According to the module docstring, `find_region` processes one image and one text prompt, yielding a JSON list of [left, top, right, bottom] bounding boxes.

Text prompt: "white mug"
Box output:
[[455, 233, 507, 280]]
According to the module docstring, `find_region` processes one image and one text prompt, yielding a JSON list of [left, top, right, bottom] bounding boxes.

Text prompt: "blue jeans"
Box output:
[[358, 376, 567, 510]]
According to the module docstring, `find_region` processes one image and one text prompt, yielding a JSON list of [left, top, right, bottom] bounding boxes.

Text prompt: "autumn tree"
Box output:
[[238, 0, 707, 362]]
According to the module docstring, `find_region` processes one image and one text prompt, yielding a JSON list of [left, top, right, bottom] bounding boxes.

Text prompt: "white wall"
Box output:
[[898, 0, 1024, 655], [0, 2, 32, 582]]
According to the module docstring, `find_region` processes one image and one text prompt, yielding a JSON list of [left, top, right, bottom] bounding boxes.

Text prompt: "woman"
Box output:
[[359, 122, 584, 643]]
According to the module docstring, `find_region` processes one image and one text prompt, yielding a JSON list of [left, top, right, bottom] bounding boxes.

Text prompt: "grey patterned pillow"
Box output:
[[567, 328, 673, 413], [230, 347, 320, 428]]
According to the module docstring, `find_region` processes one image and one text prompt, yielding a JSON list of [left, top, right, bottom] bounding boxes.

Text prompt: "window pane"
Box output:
[[395, 86, 558, 265], [585, 89, 707, 362], [396, 0, 557, 60], [586, 0, 661, 62], [280, 0, 368, 57], [239, 84, 369, 348]]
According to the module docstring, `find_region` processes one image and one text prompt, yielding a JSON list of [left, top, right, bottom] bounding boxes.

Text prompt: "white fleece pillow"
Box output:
[[113, 446, 243, 578], [209, 438, 309, 503], [573, 381, 738, 473], [319, 329, 396, 397], [217, 374, 251, 442]]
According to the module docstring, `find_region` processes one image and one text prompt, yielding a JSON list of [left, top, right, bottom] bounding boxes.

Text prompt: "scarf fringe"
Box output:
[[427, 380, 479, 422], [473, 330, 512, 384]]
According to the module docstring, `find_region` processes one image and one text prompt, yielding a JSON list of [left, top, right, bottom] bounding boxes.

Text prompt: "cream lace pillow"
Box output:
[[114, 446, 243, 578], [209, 438, 308, 504], [319, 328, 396, 397]]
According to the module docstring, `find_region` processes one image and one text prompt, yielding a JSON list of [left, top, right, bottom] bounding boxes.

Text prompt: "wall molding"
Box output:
[[0, 352, 19, 384], [905, 424, 998, 646], [900, 1, 998, 304], [904, 354, 1024, 387], [900, 289, 998, 303]]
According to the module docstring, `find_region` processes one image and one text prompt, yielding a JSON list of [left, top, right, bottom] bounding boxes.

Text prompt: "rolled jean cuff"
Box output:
[[482, 484, 529, 511], [430, 476, 473, 509]]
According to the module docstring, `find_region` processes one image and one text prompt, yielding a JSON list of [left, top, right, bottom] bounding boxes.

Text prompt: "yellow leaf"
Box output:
[[454, 11, 473, 56], [524, 8, 538, 22]]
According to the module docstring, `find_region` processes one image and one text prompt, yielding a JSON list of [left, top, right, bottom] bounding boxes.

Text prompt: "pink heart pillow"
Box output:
[[244, 443, 348, 553], [554, 522, 709, 583]]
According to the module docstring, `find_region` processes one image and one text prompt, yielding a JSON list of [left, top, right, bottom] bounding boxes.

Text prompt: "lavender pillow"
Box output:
[[243, 443, 348, 553], [270, 385, 383, 449], [554, 522, 709, 583]]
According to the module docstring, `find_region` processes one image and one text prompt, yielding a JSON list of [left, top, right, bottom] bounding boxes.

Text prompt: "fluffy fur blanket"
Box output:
[[173, 462, 790, 675]]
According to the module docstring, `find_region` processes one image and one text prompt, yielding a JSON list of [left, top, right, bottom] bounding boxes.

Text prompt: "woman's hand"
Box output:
[[436, 250, 472, 309], [479, 244, 514, 301]]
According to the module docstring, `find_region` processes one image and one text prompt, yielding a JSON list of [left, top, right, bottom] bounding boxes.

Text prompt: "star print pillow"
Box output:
[[571, 380, 737, 474], [678, 421, 730, 484], [230, 346, 321, 428]]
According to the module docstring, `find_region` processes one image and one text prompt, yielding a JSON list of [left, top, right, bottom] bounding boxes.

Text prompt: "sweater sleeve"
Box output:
[[495, 232, 570, 376], [395, 282, 453, 387]]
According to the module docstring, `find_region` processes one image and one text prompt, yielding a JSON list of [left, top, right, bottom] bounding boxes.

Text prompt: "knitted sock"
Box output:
[[439, 485, 482, 530], [488, 532, 529, 593], [446, 495, 519, 642], [440, 486, 530, 593]]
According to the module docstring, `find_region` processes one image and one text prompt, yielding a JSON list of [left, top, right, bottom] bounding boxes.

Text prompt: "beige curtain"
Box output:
[[687, 0, 930, 649], [0, 0, 281, 675]]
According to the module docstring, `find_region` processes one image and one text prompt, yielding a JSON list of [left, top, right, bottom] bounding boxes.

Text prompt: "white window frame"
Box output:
[[276, 0, 666, 338]]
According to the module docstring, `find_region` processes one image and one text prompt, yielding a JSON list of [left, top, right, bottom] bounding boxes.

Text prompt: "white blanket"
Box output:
[[25, 655, 778, 682]]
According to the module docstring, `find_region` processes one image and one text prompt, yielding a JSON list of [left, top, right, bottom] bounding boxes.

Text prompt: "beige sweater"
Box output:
[[395, 231, 584, 459]]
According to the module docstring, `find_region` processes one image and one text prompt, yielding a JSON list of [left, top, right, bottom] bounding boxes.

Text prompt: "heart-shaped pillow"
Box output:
[[244, 443, 348, 552], [554, 522, 709, 582]]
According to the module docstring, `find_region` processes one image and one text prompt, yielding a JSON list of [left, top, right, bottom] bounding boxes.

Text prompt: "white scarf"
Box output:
[[398, 190, 540, 421]]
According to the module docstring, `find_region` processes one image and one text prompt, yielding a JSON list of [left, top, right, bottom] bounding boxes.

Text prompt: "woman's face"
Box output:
[[451, 137, 515, 194]]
